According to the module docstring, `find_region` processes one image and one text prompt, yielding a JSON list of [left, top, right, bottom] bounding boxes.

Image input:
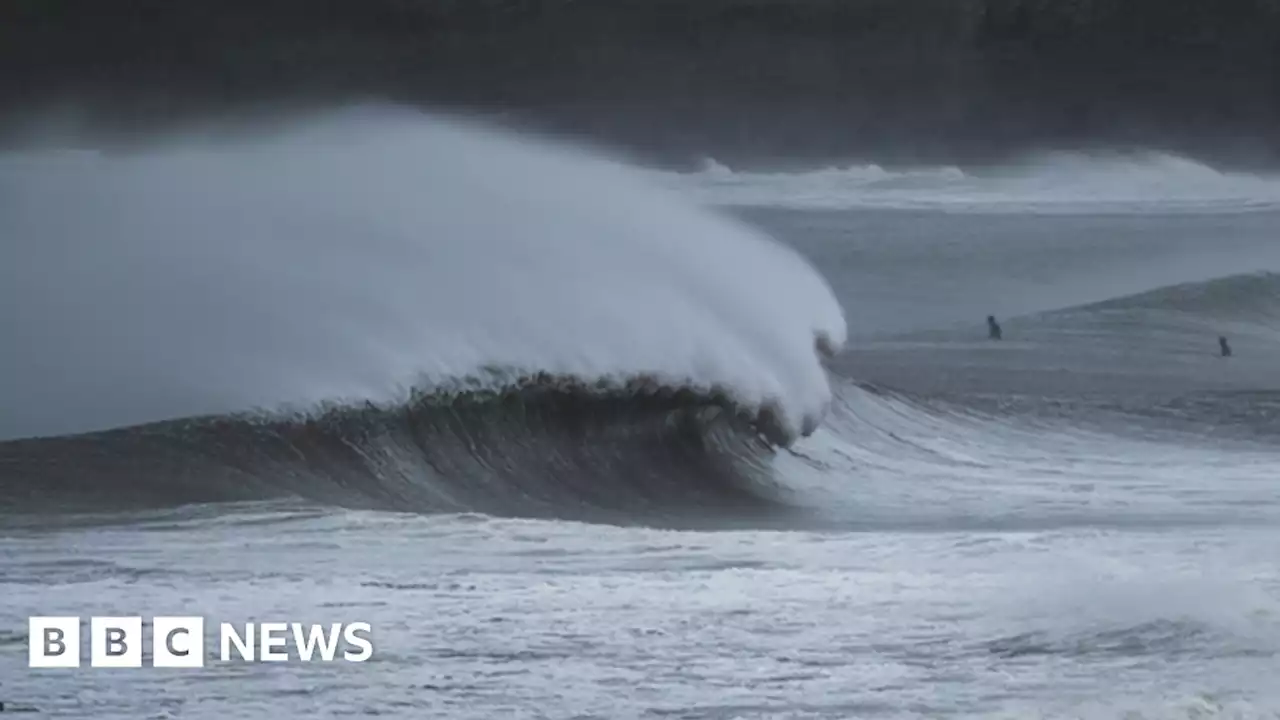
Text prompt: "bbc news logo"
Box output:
[[29, 617, 373, 668]]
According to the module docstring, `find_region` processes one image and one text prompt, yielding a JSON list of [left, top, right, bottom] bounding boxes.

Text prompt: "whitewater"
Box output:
[[662, 153, 1280, 214], [4, 106, 1280, 719]]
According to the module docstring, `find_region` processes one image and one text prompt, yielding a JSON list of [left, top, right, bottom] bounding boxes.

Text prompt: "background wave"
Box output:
[[1074, 271, 1280, 323], [659, 153, 1280, 213], [840, 270, 1280, 434]]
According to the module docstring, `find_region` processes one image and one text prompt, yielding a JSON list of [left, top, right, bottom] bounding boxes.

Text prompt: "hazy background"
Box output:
[[3, 0, 1279, 168]]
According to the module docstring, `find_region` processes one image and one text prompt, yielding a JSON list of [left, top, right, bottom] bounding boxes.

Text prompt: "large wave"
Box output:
[[660, 153, 1280, 214], [0, 105, 852, 521], [0, 105, 845, 445], [8, 253, 1279, 523]]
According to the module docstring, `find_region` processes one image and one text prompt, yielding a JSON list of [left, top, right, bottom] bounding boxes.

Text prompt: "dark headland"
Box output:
[[2, 0, 1279, 169]]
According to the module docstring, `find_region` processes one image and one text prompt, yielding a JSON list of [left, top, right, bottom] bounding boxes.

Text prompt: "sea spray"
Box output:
[[0, 105, 845, 442]]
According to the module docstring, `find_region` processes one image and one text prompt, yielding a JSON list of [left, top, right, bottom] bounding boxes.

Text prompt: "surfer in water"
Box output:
[[987, 315, 1002, 340], [1219, 335, 1232, 357]]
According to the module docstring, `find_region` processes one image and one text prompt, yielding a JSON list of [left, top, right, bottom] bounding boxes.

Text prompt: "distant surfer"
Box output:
[[1219, 335, 1232, 357], [987, 315, 1002, 340]]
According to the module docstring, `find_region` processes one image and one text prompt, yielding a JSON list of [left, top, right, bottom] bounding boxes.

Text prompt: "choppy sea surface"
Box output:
[[3, 110, 1280, 718]]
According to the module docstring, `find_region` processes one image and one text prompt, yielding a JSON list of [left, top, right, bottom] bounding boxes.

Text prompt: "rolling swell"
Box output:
[[1072, 271, 1280, 324], [838, 271, 1280, 441], [0, 375, 786, 521]]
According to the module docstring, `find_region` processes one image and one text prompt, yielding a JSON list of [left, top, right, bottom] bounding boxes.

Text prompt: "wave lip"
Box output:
[[662, 152, 1280, 214], [0, 104, 846, 444]]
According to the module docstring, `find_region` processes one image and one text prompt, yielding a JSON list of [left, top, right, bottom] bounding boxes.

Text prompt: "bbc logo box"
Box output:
[[29, 616, 205, 668], [29, 616, 373, 667]]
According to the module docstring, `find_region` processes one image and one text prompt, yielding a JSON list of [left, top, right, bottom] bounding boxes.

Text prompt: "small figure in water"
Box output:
[[1219, 335, 1232, 357], [987, 315, 1002, 340]]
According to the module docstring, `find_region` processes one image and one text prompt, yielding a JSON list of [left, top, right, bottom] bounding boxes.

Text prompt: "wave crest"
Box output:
[[0, 105, 846, 443]]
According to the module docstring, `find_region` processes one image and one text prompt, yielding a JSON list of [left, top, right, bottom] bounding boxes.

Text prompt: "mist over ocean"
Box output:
[[3, 2, 1280, 718]]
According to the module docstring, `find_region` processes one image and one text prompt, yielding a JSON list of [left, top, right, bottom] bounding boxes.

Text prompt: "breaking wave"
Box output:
[[6, 265, 1280, 524], [663, 153, 1280, 213], [6, 106, 1280, 526], [0, 105, 844, 444], [0, 104, 846, 520]]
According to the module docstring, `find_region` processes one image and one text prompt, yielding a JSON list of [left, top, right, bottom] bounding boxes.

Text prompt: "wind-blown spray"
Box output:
[[0, 105, 846, 444]]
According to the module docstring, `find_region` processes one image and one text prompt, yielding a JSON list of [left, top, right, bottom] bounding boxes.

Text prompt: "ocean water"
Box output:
[[3, 107, 1280, 719]]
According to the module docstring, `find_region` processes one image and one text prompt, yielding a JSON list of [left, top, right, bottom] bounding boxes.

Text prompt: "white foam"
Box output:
[[656, 152, 1280, 213], [0, 105, 846, 441]]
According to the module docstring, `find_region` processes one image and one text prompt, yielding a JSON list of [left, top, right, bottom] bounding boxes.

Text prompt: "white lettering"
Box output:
[[220, 623, 254, 662], [291, 623, 342, 662], [342, 622, 373, 662], [259, 622, 288, 661]]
